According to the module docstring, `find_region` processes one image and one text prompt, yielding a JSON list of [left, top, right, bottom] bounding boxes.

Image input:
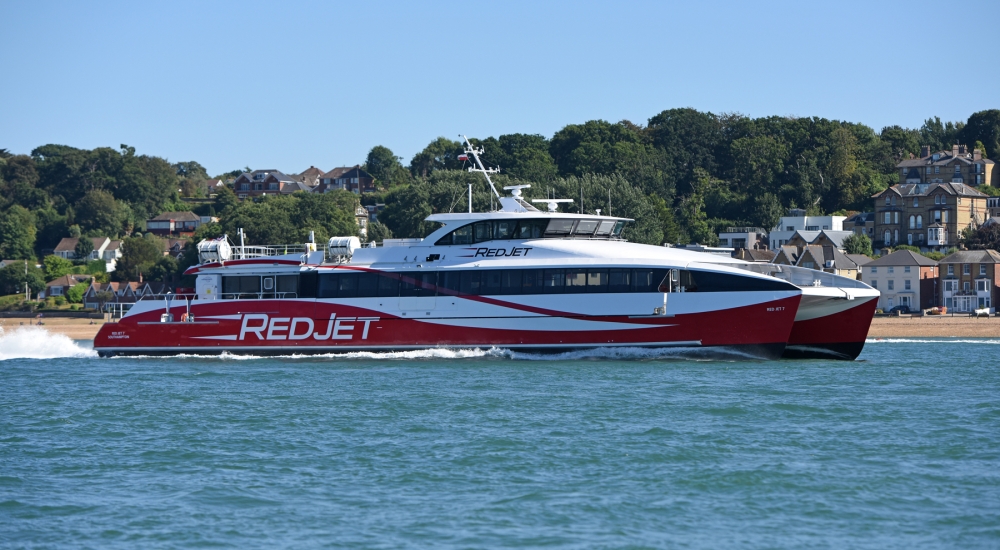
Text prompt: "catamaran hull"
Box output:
[[783, 293, 878, 360], [94, 294, 801, 360]]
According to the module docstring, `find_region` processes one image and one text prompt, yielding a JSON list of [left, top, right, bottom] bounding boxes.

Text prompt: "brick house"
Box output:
[[295, 166, 326, 188], [146, 212, 202, 237], [862, 250, 938, 312], [896, 145, 997, 188], [316, 166, 375, 194], [938, 249, 1000, 313], [772, 244, 861, 279], [844, 212, 875, 239], [872, 182, 987, 251], [42, 274, 91, 299], [231, 170, 307, 200]]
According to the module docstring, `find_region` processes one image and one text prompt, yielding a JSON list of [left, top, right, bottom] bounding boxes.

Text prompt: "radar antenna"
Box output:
[[531, 198, 574, 212]]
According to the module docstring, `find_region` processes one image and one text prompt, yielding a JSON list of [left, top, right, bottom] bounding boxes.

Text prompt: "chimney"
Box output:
[[958, 144, 967, 156], [952, 144, 960, 157], [974, 149, 983, 160], [920, 145, 931, 158]]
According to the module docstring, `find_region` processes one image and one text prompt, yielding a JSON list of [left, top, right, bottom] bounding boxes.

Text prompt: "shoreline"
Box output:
[[4, 316, 1000, 342]]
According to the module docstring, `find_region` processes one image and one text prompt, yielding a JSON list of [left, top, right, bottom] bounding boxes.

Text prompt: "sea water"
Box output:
[[1, 326, 998, 548]]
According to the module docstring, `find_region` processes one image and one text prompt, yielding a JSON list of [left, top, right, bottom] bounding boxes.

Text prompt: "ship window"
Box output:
[[449, 225, 472, 245], [565, 269, 587, 289], [223, 275, 261, 298], [595, 220, 616, 236], [263, 277, 274, 291], [574, 220, 599, 236], [587, 269, 609, 292], [481, 270, 503, 294], [515, 220, 546, 239], [377, 272, 400, 297], [612, 221, 625, 236], [337, 274, 358, 297], [543, 269, 565, 291], [473, 222, 492, 243], [545, 219, 576, 236], [276, 275, 298, 296], [356, 273, 379, 297], [494, 221, 516, 240], [399, 272, 436, 297], [298, 272, 318, 298], [439, 271, 462, 294], [459, 271, 481, 295], [520, 269, 544, 294], [608, 269, 631, 292], [632, 269, 666, 292], [501, 270, 522, 294]]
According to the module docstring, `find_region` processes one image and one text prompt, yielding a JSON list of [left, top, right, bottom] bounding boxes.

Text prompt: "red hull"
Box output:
[[784, 297, 878, 360], [94, 294, 801, 359]]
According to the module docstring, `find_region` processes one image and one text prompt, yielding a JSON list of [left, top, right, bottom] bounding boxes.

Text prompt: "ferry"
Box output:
[[94, 138, 878, 360]]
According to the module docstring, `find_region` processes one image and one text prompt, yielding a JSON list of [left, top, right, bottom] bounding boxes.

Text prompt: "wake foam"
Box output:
[[0, 325, 97, 360], [118, 346, 756, 362]]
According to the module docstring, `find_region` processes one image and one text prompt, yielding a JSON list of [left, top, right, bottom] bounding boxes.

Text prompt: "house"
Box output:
[[0, 259, 22, 269], [166, 239, 186, 258], [768, 209, 847, 250], [896, 144, 996, 188], [862, 250, 938, 312], [733, 249, 776, 263], [315, 166, 375, 194], [200, 179, 227, 197], [785, 230, 854, 252], [846, 254, 872, 274], [938, 249, 1000, 314], [41, 274, 91, 299], [355, 205, 369, 238], [717, 227, 768, 251], [365, 203, 385, 223], [844, 212, 875, 239], [871, 182, 987, 250], [146, 212, 202, 236], [796, 245, 860, 278], [53, 237, 112, 261], [295, 166, 326, 188], [231, 169, 303, 200]]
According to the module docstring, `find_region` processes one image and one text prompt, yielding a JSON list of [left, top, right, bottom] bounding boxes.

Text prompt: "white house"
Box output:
[[768, 209, 847, 250]]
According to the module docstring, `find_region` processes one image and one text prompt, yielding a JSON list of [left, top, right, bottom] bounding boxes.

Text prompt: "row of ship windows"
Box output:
[[435, 219, 626, 245], [219, 268, 790, 299]]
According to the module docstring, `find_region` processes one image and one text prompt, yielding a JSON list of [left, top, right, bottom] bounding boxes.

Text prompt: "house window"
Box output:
[[944, 280, 955, 292], [888, 266, 894, 274], [871, 279, 878, 289], [718, 238, 729, 246], [955, 165, 961, 173], [240, 183, 249, 191], [958, 197, 963, 205], [884, 230, 891, 244], [254, 173, 265, 180], [909, 216, 915, 229], [980, 264, 987, 276], [942, 210, 948, 223], [268, 183, 278, 190], [254, 183, 263, 191], [917, 215, 922, 229], [935, 166, 940, 174], [905, 280, 911, 290], [927, 167, 932, 175], [904, 266, 911, 273], [806, 225, 819, 231], [884, 212, 891, 224], [964, 282, 971, 292], [891, 196, 897, 206], [934, 195, 940, 204], [948, 265, 954, 275], [786, 226, 794, 232], [885, 197, 891, 206], [871, 267, 877, 274], [964, 264, 971, 275], [888, 280, 894, 290], [894, 229, 899, 243], [913, 198, 919, 207], [977, 280, 988, 292], [933, 210, 941, 223], [238, 193, 248, 199]]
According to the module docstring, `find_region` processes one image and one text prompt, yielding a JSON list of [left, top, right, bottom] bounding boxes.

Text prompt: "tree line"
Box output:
[[2, 108, 999, 295]]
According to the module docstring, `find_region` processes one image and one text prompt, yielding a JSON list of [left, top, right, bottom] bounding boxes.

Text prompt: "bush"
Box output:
[[54, 296, 66, 306]]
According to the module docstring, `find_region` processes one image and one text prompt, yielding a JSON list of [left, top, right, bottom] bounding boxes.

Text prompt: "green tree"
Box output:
[[366, 221, 393, 243], [75, 189, 127, 236], [880, 125, 922, 162], [959, 110, 1000, 159], [919, 117, 964, 153], [842, 233, 873, 256], [410, 137, 464, 178], [365, 145, 407, 186], [66, 281, 88, 303], [145, 255, 178, 282], [214, 185, 239, 213], [478, 134, 558, 183], [548, 173, 663, 245], [0, 206, 37, 259], [74, 237, 94, 260], [115, 236, 165, 281], [43, 255, 74, 281], [378, 183, 433, 238], [0, 262, 45, 296]]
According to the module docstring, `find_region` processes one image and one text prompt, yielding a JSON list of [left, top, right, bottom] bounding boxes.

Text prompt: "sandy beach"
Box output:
[[4, 315, 1000, 342]]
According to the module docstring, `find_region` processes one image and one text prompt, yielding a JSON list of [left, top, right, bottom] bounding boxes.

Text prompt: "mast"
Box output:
[[461, 135, 501, 203]]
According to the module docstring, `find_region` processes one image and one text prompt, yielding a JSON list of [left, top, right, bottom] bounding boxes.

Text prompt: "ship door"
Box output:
[[398, 271, 436, 316], [196, 275, 219, 300]]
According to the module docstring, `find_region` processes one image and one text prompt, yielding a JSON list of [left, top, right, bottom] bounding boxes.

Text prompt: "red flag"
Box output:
[[457, 154, 469, 161]]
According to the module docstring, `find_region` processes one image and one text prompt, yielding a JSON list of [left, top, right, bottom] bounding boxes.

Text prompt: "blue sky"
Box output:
[[2, 0, 998, 177]]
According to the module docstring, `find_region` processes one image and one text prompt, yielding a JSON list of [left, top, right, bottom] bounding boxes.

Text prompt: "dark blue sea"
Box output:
[[1, 326, 998, 548]]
